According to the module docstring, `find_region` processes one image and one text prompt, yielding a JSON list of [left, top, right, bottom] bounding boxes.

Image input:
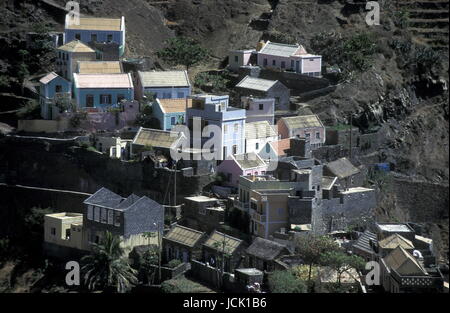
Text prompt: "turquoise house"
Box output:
[[39, 72, 72, 120], [153, 98, 192, 131], [73, 73, 134, 109]]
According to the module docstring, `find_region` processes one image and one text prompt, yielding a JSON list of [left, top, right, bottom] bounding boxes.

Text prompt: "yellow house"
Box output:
[[44, 212, 87, 251]]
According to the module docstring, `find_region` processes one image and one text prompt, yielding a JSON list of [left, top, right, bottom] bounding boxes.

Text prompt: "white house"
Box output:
[[245, 121, 278, 154]]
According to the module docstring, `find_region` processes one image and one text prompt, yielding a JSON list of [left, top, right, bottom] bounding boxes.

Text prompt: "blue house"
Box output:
[[73, 73, 134, 109], [39, 72, 72, 120], [136, 71, 191, 100], [186, 95, 246, 161], [152, 98, 193, 131], [64, 14, 126, 56]]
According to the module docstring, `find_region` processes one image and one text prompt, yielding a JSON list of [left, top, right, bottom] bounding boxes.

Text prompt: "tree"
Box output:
[[319, 251, 365, 286], [157, 37, 209, 71], [81, 231, 138, 293], [294, 234, 339, 285], [268, 270, 307, 293]]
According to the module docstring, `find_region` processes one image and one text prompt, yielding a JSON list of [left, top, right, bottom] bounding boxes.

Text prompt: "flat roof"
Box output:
[[74, 73, 133, 89], [66, 17, 122, 31], [340, 187, 374, 194], [77, 61, 122, 74], [185, 195, 218, 202], [377, 223, 413, 233]]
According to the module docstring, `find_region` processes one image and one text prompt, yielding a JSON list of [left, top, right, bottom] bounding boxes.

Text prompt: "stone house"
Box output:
[[163, 224, 206, 263], [64, 15, 126, 56], [235, 76, 290, 111], [182, 195, 225, 233], [202, 230, 246, 273], [245, 237, 291, 272], [135, 70, 191, 100], [245, 121, 278, 155], [277, 114, 326, 149], [323, 157, 362, 189], [56, 40, 97, 81], [217, 152, 269, 188]]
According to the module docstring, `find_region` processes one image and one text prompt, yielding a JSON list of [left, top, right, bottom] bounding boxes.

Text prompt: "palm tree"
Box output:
[[81, 231, 138, 293]]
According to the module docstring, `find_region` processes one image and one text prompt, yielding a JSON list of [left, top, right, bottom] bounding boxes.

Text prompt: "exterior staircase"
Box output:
[[396, 0, 449, 50]]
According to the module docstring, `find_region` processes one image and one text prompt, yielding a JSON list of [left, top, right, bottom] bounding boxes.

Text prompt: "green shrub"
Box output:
[[194, 72, 229, 92], [167, 259, 182, 268], [268, 270, 307, 293], [16, 100, 40, 120]]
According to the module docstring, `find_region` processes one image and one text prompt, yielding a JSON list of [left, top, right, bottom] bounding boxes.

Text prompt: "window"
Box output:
[[163, 92, 172, 99], [263, 58, 268, 66], [234, 55, 239, 63], [86, 95, 94, 107], [305, 133, 310, 139], [259, 103, 264, 110], [316, 132, 320, 139], [232, 145, 237, 154], [107, 34, 113, 42], [55, 85, 62, 93], [177, 92, 184, 98], [65, 228, 71, 239], [75, 33, 81, 40], [291, 60, 294, 68], [234, 123, 239, 132], [281, 61, 286, 69], [171, 116, 176, 125], [199, 207, 206, 215], [100, 94, 112, 105], [117, 94, 125, 103], [272, 59, 276, 66], [94, 207, 100, 222], [255, 142, 259, 150], [91, 34, 97, 42], [114, 212, 121, 226], [107, 210, 114, 224], [101, 208, 107, 223], [87, 205, 93, 220], [51, 227, 56, 236]]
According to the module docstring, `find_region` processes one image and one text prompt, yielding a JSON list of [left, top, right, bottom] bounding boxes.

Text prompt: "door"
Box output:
[[182, 251, 189, 263], [296, 60, 300, 73], [86, 95, 94, 107]]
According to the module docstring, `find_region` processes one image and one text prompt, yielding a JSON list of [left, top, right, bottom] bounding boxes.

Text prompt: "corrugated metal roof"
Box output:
[[138, 71, 190, 88], [379, 234, 415, 250], [58, 40, 95, 53], [236, 76, 277, 92], [83, 187, 124, 208], [74, 73, 133, 89], [259, 41, 305, 57], [204, 230, 242, 254], [66, 17, 122, 31], [232, 152, 267, 170], [132, 127, 182, 149], [245, 121, 277, 140], [78, 61, 122, 74], [39, 72, 59, 84], [157, 98, 193, 114], [282, 114, 324, 130], [383, 246, 428, 276], [164, 225, 205, 248]]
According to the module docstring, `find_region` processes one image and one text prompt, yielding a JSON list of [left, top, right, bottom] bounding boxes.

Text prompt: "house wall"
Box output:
[[277, 119, 325, 147], [217, 159, 268, 187], [74, 87, 134, 108], [245, 135, 278, 154], [44, 214, 85, 250], [251, 192, 290, 239], [65, 28, 125, 56], [153, 103, 186, 131], [57, 50, 97, 81], [142, 86, 191, 100], [242, 97, 275, 125], [300, 57, 322, 75], [257, 53, 293, 72], [229, 50, 254, 72], [18, 119, 70, 133]]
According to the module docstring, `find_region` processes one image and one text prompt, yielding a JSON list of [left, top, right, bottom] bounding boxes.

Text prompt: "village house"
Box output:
[[375, 223, 416, 242], [131, 127, 186, 162], [39, 72, 72, 120], [245, 121, 278, 154], [92, 135, 130, 159], [44, 212, 86, 256], [323, 157, 363, 189], [135, 70, 191, 100], [217, 152, 269, 188], [277, 114, 326, 149], [378, 233, 415, 257], [73, 73, 134, 108], [186, 95, 246, 161], [202, 230, 246, 273], [182, 195, 225, 233], [228, 49, 256, 72], [241, 96, 275, 125], [152, 98, 193, 131], [245, 237, 291, 272], [163, 224, 207, 263], [56, 40, 97, 81], [64, 14, 126, 56], [256, 41, 322, 77], [235, 76, 290, 111], [76, 60, 123, 74]]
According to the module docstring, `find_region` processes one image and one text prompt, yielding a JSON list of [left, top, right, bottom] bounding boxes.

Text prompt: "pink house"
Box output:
[[277, 114, 325, 149], [217, 152, 268, 187], [257, 41, 322, 77]]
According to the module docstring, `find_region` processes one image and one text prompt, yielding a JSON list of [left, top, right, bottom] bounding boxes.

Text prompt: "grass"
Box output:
[[326, 124, 353, 131], [161, 275, 216, 293]]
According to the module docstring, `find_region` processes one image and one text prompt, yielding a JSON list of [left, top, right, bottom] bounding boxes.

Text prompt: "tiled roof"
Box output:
[[383, 246, 428, 276], [379, 234, 415, 250], [245, 121, 277, 140], [281, 114, 324, 130], [232, 153, 267, 170], [236, 76, 278, 92], [203, 230, 243, 254], [164, 225, 205, 248], [132, 127, 183, 149], [115, 194, 141, 211], [246, 237, 288, 261], [39, 72, 59, 84], [157, 98, 193, 114], [270, 138, 291, 156], [259, 41, 306, 57], [123, 196, 164, 236], [58, 40, 95, 53], [138, 71, 190, 88], [322, 176, 338, 190], [325, 157, 360, 179], [66, 17, 122, 31], [73, 73, 133, 89], [77, 61, 122, 74], [84, 187, 124, 209], [352, 230, 377, 255]]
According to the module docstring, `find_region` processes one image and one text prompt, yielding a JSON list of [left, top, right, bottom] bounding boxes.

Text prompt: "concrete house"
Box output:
[[64, 15, 126, 56], [163, 224, 206, 263], [39, 72, 72, 120], [73, 73, 134, 108], [56, 40, 97, 81], [241, 96, 275, 125], [257, 41, 322, 77], [44, 212, 86, 256], [245, 121, 278, 154], [182, 195, 225, 233], [235, 76, 290, 111], [245, 237, 291, 272], [76, 61, 123, 74], [228, 49, 256, 72], [186, 95, 246, 161], [136, 71, 191, 100], [152, 98, 193, 131], [277, 114, 325, 148], [217, 152, 269, 187]]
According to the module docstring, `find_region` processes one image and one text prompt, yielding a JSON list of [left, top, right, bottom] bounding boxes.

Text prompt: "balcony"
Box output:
[[233, 199, 249, 211]]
